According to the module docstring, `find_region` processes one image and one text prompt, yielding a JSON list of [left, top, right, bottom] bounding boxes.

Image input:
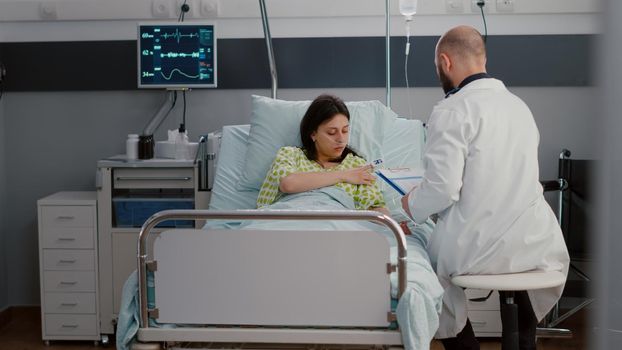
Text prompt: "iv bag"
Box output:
[[399, 0, 418, 17]]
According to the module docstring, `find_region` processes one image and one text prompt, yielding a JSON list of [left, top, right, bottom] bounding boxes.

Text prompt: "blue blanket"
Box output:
[[117, 186, 443, 350]]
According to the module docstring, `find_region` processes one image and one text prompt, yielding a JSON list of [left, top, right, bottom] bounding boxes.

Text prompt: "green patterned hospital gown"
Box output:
[[257, 146, 386, 209]]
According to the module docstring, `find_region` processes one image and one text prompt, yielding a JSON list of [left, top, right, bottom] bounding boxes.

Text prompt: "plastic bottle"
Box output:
[[399, 0, 418, 20], [126, 134, 139, 160], [175, 130, 190, 160]]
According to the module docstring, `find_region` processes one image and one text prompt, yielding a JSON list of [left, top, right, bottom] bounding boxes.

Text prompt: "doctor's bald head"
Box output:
[[436, 26, 487, 67], [435, 26, 487, 92]]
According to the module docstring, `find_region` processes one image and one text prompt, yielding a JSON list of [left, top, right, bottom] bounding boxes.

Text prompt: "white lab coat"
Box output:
[[408, 78, 569, 339]]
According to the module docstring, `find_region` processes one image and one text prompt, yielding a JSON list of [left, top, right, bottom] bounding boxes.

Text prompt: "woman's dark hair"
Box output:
[[299, 94, 358, 162]]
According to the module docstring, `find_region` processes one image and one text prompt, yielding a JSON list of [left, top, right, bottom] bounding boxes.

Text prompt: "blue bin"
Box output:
[[112, 198, 194, 228]]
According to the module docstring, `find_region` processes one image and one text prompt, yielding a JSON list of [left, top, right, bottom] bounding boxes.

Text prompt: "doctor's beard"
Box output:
[[438, 68, 454, 95]]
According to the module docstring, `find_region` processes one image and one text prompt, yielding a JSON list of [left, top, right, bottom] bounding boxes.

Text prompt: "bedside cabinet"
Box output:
[[37, 191, 102, 345], [465, 289, 502, 337]]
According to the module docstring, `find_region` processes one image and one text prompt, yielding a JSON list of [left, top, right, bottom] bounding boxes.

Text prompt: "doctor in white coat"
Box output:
[[402, 26, 569, 349]]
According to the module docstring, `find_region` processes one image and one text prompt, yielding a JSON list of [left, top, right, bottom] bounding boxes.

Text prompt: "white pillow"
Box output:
[[237, 95, 398, 191], [378, 117, 426, 217]]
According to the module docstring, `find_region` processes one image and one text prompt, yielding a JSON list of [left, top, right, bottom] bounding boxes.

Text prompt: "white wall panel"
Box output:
[[0, 0, 603, 42], [0, 0, 602, 22]]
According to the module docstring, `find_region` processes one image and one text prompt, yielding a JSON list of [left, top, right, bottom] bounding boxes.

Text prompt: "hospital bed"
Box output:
[[124, 98, 444, 350]]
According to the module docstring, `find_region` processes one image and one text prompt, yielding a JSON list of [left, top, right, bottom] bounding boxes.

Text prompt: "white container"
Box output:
[[399, 0, 418, 17], [126, 134, 139, 160], [175, 131, 190, 160], [156, 141, 198, 159]]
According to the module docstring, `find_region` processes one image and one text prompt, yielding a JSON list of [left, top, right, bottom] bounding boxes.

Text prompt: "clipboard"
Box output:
[[375, 167, 424, 196]]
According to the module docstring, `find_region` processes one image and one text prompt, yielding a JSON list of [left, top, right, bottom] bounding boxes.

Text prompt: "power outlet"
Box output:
[[39, 2, 58, 20], [199, 0, 219, 18], [446, 0, 465, 13], [152, 0, 171, 18], [471, 0, 491, 13], [496, 0, 514, 13]]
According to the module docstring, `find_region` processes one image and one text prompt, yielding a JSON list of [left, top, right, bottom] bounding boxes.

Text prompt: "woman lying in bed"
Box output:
[[256, 94, 389, 215]]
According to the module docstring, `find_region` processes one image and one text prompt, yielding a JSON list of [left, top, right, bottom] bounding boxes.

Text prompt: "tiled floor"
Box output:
[[0, 306, 588, 350]]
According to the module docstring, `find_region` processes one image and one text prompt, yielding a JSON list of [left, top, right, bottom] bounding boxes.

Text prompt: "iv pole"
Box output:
[[259, 0, 389, 104], [386, 0, 391, 108], [259, 0, 278, 99]]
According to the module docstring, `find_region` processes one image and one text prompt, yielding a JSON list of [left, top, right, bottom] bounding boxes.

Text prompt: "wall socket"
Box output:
[[496, 0, 514, 13], [39, 2, 58, 20], [446, 0, 465, 13], [471, 0, 492, 13], [152, 0, 171, 18], [199, 0, 219, 18]]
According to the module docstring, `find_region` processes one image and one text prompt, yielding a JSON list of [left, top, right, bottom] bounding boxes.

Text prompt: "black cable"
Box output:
[[180, 90, 187, 132], [171, 90, 178, 110], [176, 0, 189, 132], [178, 0, 188, 22], [478, 1, 488, 43]]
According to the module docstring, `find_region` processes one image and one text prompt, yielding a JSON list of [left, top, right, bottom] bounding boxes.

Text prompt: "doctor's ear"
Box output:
[[438, 53, 452, 72]]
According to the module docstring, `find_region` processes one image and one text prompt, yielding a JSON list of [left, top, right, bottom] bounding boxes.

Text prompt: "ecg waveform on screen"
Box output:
[[160, 51, 201, 58], [142, 29, 200, 43], [159, 68, 201, 80]]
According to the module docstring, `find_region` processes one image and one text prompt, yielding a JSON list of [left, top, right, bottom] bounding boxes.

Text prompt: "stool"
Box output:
[[452, 270, 566, 350]]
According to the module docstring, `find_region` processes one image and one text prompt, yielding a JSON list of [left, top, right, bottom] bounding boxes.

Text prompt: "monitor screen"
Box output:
[[138, 23, 217, 89]]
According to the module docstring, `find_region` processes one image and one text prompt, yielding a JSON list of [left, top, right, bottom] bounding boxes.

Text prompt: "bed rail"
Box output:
[[137, 209, 408, 329]]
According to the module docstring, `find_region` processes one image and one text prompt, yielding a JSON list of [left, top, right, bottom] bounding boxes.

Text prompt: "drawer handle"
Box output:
[[59, 259, 77, 263], [60, 302, 78, 306], [57, 238, 76, 242], [57, 216, 75, 220], [61, 324, 79, 328], [116, 176, 191, 181], [472, 321, 488, 326], [59, 281, 77, 285]]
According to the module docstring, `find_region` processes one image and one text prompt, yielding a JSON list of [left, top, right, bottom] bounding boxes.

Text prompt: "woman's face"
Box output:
[[311, 114, 349, 161]]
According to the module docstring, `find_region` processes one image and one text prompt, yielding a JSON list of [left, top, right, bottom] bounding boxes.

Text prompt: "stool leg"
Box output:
[[500, 291, 519, 350]]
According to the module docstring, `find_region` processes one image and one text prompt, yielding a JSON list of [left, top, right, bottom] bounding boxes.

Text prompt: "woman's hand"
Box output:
[[340, 164, 375, 185], [399, 221, 412, 235]]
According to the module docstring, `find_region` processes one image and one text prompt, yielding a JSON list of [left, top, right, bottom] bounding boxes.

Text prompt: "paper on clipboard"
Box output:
[[376, 167, 424, 196]]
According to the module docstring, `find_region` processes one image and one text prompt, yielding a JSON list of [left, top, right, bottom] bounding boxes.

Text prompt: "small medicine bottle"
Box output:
[[126, 134, 139, 160]]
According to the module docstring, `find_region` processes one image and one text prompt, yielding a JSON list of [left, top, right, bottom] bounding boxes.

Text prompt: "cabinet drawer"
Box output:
[[41, 227, 94, 249], [114, 168, 194, 189], [41, 206, 94, 228], [43, 250, 94, 271], [44, 293, 96, 314], [465, 289, 500, 311], [44, 314, 97, 336], [469, 310, 502, 334], [44, 271, 95, 292]]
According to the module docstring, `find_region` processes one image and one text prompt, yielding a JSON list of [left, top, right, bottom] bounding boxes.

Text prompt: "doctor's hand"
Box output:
[[401, 188, 416, 220], [340, 165, 375, 185]]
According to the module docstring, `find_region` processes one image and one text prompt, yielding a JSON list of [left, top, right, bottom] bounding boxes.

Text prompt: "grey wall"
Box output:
[[2, 85, 597, 305], [594, 0, 622, 347], [0, 93, 8, 311]]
